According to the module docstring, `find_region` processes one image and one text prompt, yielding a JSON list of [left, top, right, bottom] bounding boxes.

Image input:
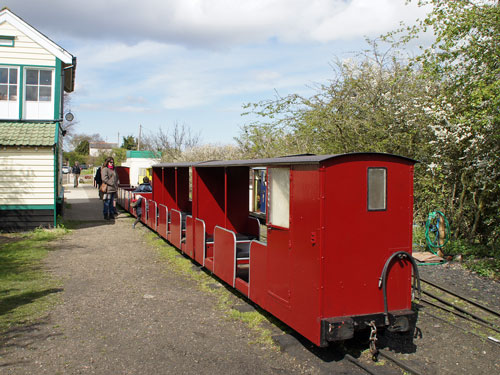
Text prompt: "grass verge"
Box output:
[[0, 227, 69, 332]]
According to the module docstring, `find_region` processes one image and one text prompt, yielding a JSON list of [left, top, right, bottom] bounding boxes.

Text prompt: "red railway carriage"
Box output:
[[115, 166, 130, 186], [121, 153, 418, 348]]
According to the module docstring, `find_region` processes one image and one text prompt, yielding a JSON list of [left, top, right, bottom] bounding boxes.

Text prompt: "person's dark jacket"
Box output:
[[72, 165, 81, 174], [94, 167, 102, 185]]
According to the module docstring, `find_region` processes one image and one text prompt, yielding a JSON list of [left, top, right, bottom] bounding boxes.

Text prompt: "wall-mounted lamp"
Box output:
[[65, 111, 74, 122]]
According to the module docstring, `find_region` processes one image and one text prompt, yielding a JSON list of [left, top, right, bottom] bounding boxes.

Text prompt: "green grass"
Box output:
[[0, 227, 69, 332], [446, 239, 500, 279], [463, 258, 500, 279]]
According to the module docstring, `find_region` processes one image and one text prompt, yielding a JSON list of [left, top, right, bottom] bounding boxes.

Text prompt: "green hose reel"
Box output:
[[425, 211, 450, 254]]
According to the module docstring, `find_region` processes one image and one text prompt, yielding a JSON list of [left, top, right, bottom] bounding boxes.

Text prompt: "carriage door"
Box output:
[[266, 167, 291, 305]]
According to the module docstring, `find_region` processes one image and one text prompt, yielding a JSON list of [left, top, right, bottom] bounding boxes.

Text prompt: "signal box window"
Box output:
[[268, 167, 290, 228], [23, 68, 54, 120], [0, 67, 18, 101], [26, 69, 52, 102], [0, 67, 19, 119], [368, 168, 387, 211]]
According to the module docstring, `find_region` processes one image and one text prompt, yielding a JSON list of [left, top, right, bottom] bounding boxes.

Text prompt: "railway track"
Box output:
[[338, 276, 500, 375], [419, 277, 500, 342], [344, 350, 425, 375]]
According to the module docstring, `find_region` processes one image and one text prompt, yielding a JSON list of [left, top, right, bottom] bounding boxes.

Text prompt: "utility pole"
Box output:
[[137, 124, 142, 150]]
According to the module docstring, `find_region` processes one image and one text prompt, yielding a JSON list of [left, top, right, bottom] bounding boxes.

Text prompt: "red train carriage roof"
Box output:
[[153, 153, 417, 169]]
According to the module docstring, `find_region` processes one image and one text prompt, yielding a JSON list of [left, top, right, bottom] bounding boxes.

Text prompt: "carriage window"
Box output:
[[368, 168, 387, 211], [268, 167, 290, 228]]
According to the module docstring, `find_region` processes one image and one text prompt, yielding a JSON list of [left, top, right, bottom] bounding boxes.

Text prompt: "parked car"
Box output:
[[62, 166, 70, 174]]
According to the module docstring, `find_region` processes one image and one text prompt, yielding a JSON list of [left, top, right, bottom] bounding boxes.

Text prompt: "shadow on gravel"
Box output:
[[61, 219, 120, 230], [0, 320, 63, 353], [377, 305, 420, 354], [62, 212, 132, 230], [0, 288, 63, 316]]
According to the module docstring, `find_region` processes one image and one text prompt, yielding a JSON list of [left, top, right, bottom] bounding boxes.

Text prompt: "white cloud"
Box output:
[[139, 44, 327, 110], [252, 70, 282, 82], [5, 0, 428, 48], [75, 40, 170, 66], [78, 102, 151, 113]]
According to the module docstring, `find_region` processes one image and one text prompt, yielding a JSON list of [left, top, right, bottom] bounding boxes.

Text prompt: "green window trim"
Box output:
[[54, 59, 61, 120], [0, 35, 15, 47], [54, 123, 58, 226], [18, 66, 23, 119]]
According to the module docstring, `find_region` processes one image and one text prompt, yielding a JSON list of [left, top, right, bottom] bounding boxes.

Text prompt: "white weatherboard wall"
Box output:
[[0, 19, 56, 66], [0, 147, 55, 206]]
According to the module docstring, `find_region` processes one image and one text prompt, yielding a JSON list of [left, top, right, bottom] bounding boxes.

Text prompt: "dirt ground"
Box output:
[[0, 184, 499, 374]]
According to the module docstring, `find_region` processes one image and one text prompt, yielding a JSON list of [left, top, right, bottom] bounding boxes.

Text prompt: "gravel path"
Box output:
[[0, 185, 314, 375]]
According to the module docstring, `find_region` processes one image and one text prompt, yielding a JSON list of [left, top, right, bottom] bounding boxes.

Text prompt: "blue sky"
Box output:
[[5, 0, 428, 146]]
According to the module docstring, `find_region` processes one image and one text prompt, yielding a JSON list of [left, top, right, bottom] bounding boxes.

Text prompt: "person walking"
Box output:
[[94, 166, 103, 199], [72, 161, 81, 188], [100, 157, 119, 220]]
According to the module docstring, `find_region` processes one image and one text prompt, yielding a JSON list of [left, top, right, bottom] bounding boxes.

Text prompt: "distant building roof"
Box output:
[[0, 122, 57, 146], [126, 150, 162, 159], [89, 142, 118, 149]]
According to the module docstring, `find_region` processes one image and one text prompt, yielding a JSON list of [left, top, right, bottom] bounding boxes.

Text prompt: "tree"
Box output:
[[178, 144, 243, 162], [63, 151, 87, 167], [141, 122, 201, 162], [75, 139, 89, 155], [67, 133, 103, 152], [93, 147, 126, 167], [386, 0, 500, 245], [122, 135, 137, 150]]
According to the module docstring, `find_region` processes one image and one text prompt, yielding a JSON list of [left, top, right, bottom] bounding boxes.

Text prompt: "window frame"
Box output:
[[367, 167, 387, 212], [0, 35, 15, 47], [0, 66, 19, 102], [25, 68, 53, 103]]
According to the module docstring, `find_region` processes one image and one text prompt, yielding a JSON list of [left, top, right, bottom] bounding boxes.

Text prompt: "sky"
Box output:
[[4, 0, 429, 147]]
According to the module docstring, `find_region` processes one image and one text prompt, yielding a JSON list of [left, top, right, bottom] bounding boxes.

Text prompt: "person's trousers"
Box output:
[[103, 192, 116, 216], [74, 174, 80, 187]]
